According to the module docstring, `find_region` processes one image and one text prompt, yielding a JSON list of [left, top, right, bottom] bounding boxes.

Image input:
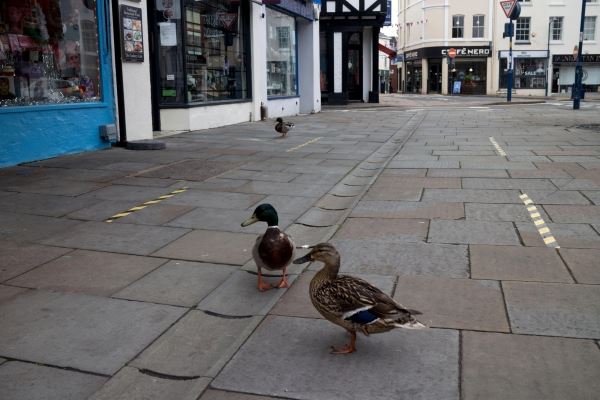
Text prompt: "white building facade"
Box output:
[[395, 0, 600, 97]]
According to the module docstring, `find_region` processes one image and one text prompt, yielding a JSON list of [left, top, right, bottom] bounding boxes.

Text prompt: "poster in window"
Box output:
[[121, 5, 144, 62]]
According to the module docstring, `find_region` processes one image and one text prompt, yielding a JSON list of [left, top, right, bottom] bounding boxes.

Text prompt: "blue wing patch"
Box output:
[[345, 309, 378, 325]]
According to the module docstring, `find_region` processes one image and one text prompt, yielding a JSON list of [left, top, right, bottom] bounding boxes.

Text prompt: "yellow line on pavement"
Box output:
[[519, 193, 560, 249], [286, 137, 323, 152], [489, 137, 507, 156], [105, 187, 188, 223]]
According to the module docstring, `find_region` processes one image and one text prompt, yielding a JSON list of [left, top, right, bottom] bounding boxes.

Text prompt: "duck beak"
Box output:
[[241, 214, 259, 227], [293, 253, 312, 264]]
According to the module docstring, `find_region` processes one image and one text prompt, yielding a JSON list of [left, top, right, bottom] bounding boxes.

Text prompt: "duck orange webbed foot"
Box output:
[[276, 277, 289, 288], [329, 344, 356, 354]]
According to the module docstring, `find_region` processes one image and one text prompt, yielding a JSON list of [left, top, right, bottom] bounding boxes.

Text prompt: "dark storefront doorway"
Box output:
[[347, 33, 362, 101], [428, 59, 442, 93]]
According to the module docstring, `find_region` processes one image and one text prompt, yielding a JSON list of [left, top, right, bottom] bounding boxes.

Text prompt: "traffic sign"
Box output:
[[447, 48, 457, 59], [500, 0, 516, 18]]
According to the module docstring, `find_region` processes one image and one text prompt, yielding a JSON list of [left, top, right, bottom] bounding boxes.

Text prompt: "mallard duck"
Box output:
[[275, 117, 294, 137], [241, 204, 295, 291], [293, 243, 426, 354]]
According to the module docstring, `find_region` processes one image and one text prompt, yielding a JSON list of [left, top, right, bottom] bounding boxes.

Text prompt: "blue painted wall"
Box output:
[[0, 0, 116, 168]]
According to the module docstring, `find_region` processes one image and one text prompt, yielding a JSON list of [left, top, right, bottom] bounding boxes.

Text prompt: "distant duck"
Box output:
[[275, 117, 294, 137], [241, 204, 295, 291], [293, 243, 426, 354]]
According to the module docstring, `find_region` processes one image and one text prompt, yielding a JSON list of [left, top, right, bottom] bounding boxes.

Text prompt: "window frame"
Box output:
[[452, 15, 464, 39], [584, 16, 597, 41], [515, 17, 531, 42], [550, 16, 563, 41], [472, 15, 485, 38], [266, 7, 299, 99]]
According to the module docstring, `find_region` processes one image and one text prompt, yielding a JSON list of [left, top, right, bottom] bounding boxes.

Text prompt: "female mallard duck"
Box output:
[[275, 117, 294, 137], [293, 243, 425, 354], [241, 204, 294, 291]]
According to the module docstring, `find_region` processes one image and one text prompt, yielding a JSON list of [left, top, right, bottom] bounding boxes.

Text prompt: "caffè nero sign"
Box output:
[[404, 46, 491, 61]]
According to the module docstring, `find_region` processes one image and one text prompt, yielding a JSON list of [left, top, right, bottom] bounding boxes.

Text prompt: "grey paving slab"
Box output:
[[284, 166, 353, 177], [507, 169, 573, 178], [387, 156, 460, 167], [426, 169, 509, 178], [516, 222, 600, 249], [462, 178, 557, 190], [0, 284, 28, 304], [428, 220, 519, 245], [247, 194, 318, 214], [110, 176, 180, 187], [7, 250, 166, 296], [282, 223, 338, 247], [0, 361, 107, 400], [200, 389, 291, 400], [180, 178, 250, 191], [583, 190, 600, 205], [138, 159, 245, 181], [0, 290, 185, 374], [89, 367, 211, 400], [114, 203, 198, 226], [9, 178, 106, 196], [334, 217, 428, 242], [551, 178, 600, 190], [114, 260, 237, 307], [544, 204, 600, 222], [166, 190, 265, 209], [340, 175, 375, 186], [462, 331, 600, 400], [235, 181, 332, 198], [330, 238, 469, 278], [523, 190, 591, 205], [328, 184, 364, 197], [465, 203, 550, 222], [65, 199, 141, 221], [0, 240, 72, 282], [198, 270, 298, 316], [0, 358, 5, 365], [315, 194, 357, 210], [38, 168, 128, 183], [0, 211, 82, 242], [559, 248, 600, 284], [166, 207, 294, 233], [99, 161, 158, 171], [0, 192, 100, 217], [351, 200, 464, 219], [503, 281, 600, 339], [422, 189, 521, 203], [41, 221, 189, 256], [470, 245, 572, 283], [459, 160, 537, 170], [82, 185, 173, 203], [380, 168, 427, 177], [153, 229, 256, 265], [394, 276, 509, 332], [296, 208, 346, 227], [373, 176, 461, 189], [219, 170, 299, 182], [363, 185, 423, 201], [131, 310, 262, 377], [290, 172, 346, 185], [212, 315, 459, 400]]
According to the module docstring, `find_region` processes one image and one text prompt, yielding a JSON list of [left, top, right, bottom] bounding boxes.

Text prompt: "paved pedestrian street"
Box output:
[[1, 96, 600, 399]]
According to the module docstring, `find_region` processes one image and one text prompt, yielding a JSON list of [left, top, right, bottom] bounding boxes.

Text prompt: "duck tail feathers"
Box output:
[[394, 320, 427, 330]]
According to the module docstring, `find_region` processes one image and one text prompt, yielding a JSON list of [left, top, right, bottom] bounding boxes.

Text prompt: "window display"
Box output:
[[266, 8, 296, 97], [499, 58, 546, 89], [155, 0, 250, 105], [0, 0, 101, 107]]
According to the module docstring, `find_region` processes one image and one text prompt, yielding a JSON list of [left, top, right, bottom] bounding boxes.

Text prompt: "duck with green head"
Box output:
[[241, 204, 295, 291], [293, 243, 426, 354]]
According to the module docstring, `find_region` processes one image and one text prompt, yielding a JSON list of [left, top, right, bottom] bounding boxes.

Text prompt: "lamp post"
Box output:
[[546, 17, 555, 97], [573, 0, 587, 110]]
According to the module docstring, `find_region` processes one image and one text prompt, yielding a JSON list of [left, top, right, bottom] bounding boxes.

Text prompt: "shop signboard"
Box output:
[[553, 54, 600, 64], [121, 5, 144, 62], [384, 0, 392, 26], [405, 46, 491, 61]]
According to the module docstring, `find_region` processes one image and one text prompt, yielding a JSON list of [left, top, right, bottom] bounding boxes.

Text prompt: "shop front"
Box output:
[[0, 0, 116, 167], [498, 50, 548, 94], [552, 54, 600, 95], [403, 45, 491, 95]]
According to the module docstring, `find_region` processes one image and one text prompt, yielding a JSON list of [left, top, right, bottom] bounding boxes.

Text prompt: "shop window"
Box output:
[[155, 0, 250, 105], [319, 30, 327, 94], [472, 15, 484, 39], [0, 0, 101, 107], [499, 57, 546, 89], [550, 17, 563, 41], [452, 15, 464, 38], [266, 8, 296, 97], [584, 16, 596, 41]]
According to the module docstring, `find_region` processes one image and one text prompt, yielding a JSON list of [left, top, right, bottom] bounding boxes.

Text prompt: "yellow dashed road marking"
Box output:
[[489, 137, 507, 157], [286, 137, 323, 152], [519, 193, 560, 249], [105, 187, 188, 223]]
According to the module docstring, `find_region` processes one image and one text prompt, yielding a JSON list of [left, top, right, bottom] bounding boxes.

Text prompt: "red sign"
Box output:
[[500, 0, 516, 18], [447, 48, 457, 59]]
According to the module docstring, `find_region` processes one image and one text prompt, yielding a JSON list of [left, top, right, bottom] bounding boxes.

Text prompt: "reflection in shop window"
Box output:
[[499, 58, 547, 89], [0, 0, 101, 107], [266, 8, 296, 97]]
